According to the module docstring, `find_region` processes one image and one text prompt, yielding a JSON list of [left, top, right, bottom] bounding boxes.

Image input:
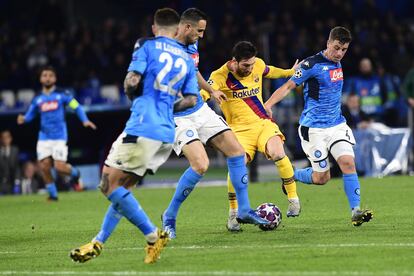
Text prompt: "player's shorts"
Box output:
[[105, 132, 173, 176], [173, 103, 230, 155], [37, 140, 68, 162], [298, 122, 356, 172], [230, 119, 285, 161]]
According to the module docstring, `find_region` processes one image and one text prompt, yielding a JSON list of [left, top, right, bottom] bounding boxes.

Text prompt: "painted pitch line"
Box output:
[[114, 243, 414, 251], [0, 271, 413, 276], [1, 243, 413, 256]]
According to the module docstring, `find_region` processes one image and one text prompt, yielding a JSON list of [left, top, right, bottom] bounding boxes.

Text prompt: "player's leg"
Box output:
[[209, 129, 269, 226], [51, 141, 82, 191], [162, 114, 206, 238], [263, 134, 300, 217], [294, 125, 331, 185], [71, 134, 170, 263], [39, 157, 58, 201], [329, 124, 373, 226], [162, 140, 205, 238], [37, 140, 58, 200]]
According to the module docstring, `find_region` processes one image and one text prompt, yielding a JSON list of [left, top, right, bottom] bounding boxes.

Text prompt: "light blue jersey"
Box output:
[[290, 51, 346, 128], [125, 36, 198, 143], [174, 41, 204, 117], [23, 89, 89, 141]]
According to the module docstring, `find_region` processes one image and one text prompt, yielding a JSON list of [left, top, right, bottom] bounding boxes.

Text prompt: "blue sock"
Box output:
[[294, 167, 313, 184], [227, 155, 251, 215], [108, 187, 156, 235], [94, 204, 122, 243], [46, 182, 58, 198], [164, 167, 202, 219], [70, 167, 80, 178], [343, 173, 361, 210]]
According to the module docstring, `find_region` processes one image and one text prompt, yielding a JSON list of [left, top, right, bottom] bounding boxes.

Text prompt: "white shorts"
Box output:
[[105, 132, 173, 176], [298, 123, 356, 172], [173, 103, 230, 155], [37, 140, 68, 161]]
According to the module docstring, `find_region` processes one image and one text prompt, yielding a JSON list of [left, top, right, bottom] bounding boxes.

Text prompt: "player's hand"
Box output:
[[210, 90, 227, 105], [264, 103, 273, 119], [83, 121, 97, 130], [291, 59, 300, 71], [17, 114, 25, 125]]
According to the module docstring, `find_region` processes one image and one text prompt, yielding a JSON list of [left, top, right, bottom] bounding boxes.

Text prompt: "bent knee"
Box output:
[[191, 160, 209, 175], [313, 174, 330, 185], [270, 153, 286, 162]]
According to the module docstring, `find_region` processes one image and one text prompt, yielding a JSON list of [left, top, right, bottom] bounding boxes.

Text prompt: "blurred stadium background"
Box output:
[[1, 0, 413, 193]]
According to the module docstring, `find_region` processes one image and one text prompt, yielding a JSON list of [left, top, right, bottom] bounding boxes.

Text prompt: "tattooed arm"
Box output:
[[124, 71, 142, 100]]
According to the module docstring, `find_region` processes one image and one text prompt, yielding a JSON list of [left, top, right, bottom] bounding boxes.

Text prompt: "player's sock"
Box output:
[[46, 182, 58, 198], [294, 167, 314, 184], [275, 156, 298, 199], [108, 186, 156, 235], [227, 155, 251, 215], [164, 167, 202, 219], [227, 174, 238, 210], [94, 204, 122, 243], [70, 166, 80, 179], [343, 173, 361, 211]]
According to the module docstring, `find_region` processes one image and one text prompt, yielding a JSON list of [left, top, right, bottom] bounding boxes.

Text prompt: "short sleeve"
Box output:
[[128, 45, 148, 74], [290, 61, 316, 86]]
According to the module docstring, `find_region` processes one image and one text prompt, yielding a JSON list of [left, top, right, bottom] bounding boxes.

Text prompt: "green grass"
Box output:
[[1, 176, 413, 275]]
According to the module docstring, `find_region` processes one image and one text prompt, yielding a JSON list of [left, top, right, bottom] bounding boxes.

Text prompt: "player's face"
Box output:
[[326, 40, 349, 63], [40, 70, 57, 88], [185, 19, 206, 44], [235, 57, 256, 77]]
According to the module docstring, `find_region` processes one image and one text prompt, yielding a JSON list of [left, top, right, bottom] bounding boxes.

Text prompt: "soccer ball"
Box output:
[[255, 203, 282, 231]]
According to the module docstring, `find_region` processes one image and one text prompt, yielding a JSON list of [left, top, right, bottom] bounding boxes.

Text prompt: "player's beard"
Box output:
[[43, 82, 55, 90], [236, 69, 250, 77]]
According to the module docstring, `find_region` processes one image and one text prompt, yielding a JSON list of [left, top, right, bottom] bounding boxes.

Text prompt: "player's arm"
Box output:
[[265, 61, 312, 117], [66, 96, 97, 130], [17, 99, 38, 125], [124, 71, 142, 100], [264, 80, 297, 117], [125, 38, 148, 100], [196, 71, 227, 104], [263, 59, 299, 79]]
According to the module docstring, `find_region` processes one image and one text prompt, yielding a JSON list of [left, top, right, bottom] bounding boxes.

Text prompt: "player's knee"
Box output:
[[270, 152, 285, 162], [338, 158, 356, 173], [40, 159, 52, 172], [53, 162, 65, 172], [313, 173, 330, 185], [190, 157, 209, 175]]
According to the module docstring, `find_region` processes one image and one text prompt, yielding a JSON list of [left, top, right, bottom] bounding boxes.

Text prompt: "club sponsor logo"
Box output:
[[191, 53, 199, 67], [232, 87, 260, 98], [329, 68, 343, 82], [40, 100, 59, 112]]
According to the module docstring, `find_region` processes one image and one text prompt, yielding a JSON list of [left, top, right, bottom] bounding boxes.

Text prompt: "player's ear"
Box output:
[[151, 24, 157, 36]]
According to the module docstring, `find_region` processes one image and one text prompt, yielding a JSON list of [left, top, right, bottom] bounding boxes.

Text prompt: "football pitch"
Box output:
[[0, 176, 413, 275]]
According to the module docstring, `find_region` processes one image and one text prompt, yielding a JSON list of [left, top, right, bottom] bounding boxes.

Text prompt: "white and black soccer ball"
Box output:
[[255, 202, 282, 231]]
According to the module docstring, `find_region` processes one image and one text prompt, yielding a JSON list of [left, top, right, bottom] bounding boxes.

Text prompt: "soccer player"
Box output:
[[264, 26, 373, 226], [69, 8, 199, 264], [161, 8, 270, 238], [202, 41, 301, 231], [17, 66, 96, 200]]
